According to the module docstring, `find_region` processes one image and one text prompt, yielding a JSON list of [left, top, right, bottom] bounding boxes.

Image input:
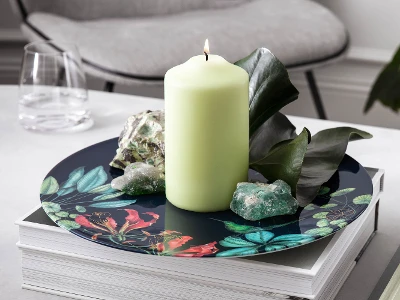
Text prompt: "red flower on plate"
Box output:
[[168, 236, 193, 250], [75, 209, 159, 240], [75, 212, 118, 235], [174, 241, 219, 257], [119, 210, 159, 234]]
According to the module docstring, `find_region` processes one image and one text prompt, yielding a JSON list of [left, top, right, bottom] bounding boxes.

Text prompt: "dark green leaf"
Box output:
[[296, 127, 372, 206], [365, 46, 400, 113], [89, 200, 137, 208], [249, 112, 297, 163], [235, 48, 299, 135], [250, 128, 310, 195]]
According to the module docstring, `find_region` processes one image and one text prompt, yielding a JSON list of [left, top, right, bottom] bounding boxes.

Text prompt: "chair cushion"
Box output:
[[22, 0, 347, 85], [20, 0, 248, 20]]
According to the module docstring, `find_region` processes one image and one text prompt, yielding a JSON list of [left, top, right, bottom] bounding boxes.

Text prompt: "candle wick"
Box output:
[[204, 52, 209, 61]]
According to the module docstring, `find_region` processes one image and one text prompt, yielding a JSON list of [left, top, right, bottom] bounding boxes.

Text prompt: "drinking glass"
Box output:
[[19, 40, 93, 132]]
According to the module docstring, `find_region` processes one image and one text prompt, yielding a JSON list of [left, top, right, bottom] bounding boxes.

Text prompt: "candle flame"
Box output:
[[204, 39, 210, 54]]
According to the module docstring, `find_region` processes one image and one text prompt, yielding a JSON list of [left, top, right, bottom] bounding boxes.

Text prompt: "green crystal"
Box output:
[[110, 110, 165, 171], [230, 180, 299, 221], [111, 162, 165, 196]]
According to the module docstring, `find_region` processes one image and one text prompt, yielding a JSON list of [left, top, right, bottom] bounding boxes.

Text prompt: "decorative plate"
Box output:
[[40, 138, 373, 258]]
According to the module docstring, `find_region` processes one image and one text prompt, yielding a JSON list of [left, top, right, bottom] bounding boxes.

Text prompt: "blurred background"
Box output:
[[0, 0, 399, 128]]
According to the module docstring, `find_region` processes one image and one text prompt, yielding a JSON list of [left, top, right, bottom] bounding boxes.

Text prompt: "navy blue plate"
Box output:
[[40, 138, 373, 257]]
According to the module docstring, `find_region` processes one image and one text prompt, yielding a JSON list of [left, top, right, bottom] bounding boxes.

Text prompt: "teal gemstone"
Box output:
[[230, 180, 299, 221]]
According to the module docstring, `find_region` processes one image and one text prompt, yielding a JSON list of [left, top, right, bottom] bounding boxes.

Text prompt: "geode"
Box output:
[[230, 180, 299, 221], [110, 110, 165, 171], [111, 162, 165, 196]]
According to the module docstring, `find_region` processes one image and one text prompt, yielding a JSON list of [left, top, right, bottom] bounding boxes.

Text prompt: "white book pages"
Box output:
[[18, 196, 376, 300]]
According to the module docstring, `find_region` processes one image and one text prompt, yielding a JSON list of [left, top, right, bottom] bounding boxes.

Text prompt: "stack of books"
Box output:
[[16, 168, 384, 300]]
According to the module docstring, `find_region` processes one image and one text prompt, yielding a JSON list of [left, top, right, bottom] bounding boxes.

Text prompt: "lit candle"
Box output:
[[164, 39, 249, 212]]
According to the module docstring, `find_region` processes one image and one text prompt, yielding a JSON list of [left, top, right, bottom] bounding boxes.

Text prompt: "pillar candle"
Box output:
[[164, 40, 249, 212]]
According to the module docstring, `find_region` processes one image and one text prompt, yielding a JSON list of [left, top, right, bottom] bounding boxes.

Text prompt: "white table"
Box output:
[[1, 85, 399, 300]]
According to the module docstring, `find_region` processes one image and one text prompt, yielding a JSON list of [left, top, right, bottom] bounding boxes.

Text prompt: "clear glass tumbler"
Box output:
[[19, 40, 93, 132]]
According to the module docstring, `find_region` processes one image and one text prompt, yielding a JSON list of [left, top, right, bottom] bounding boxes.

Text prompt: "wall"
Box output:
[[0, 0, 399, 128]]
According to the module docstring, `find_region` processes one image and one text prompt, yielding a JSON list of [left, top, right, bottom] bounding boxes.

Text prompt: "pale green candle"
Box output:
[[164, 41, 249, 212]]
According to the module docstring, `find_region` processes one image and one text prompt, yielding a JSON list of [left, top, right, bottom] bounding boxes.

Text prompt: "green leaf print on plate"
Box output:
[[330, 188, 356, 197], [77, 166, 108, 193], [40, 177, 59, 195], [353, 194, 372, 205]]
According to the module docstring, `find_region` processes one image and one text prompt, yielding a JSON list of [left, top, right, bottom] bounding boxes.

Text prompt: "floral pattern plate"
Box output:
[[40, 138, 373, 258]]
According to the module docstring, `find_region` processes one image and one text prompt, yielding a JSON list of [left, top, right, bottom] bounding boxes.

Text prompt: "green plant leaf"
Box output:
[[88, 184, 117, 194], [320, 203, 338, 209], [234, 48, 299, 135], [316, 219, 330, 227], [76, 166, 108, 193], [219, 236, 257, 248], [249, 112, 297, 163], [313, 212, 329, 219], [42, 202, 61, 213], [296, 127, 372, 206], [61, 167, 85, 189], [305, 227, 333, 236], [353, 194, 372, 205], [57, 220, 81, 230], [250, 128, 310, 195], [40, 176, 59, 195], [245, 231, 274, 244], [330, 188, 356, 197], [89, 200, 137, 208], [318, 186, 330, 196], [216, 247, 259, 257], [69, 214, 78, 218], [75, 205, 86, 213], [57, 187, 75, 196], [365, 46, 400, 113], [55, 211, 69, 217], [93, 192, 124, 201]]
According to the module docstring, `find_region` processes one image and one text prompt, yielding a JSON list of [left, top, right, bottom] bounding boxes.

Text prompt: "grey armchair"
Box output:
[[10, 0, 349, 119]]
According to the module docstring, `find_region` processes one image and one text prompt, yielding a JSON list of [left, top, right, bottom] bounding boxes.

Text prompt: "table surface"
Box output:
[[1, 85, 399, 300]]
